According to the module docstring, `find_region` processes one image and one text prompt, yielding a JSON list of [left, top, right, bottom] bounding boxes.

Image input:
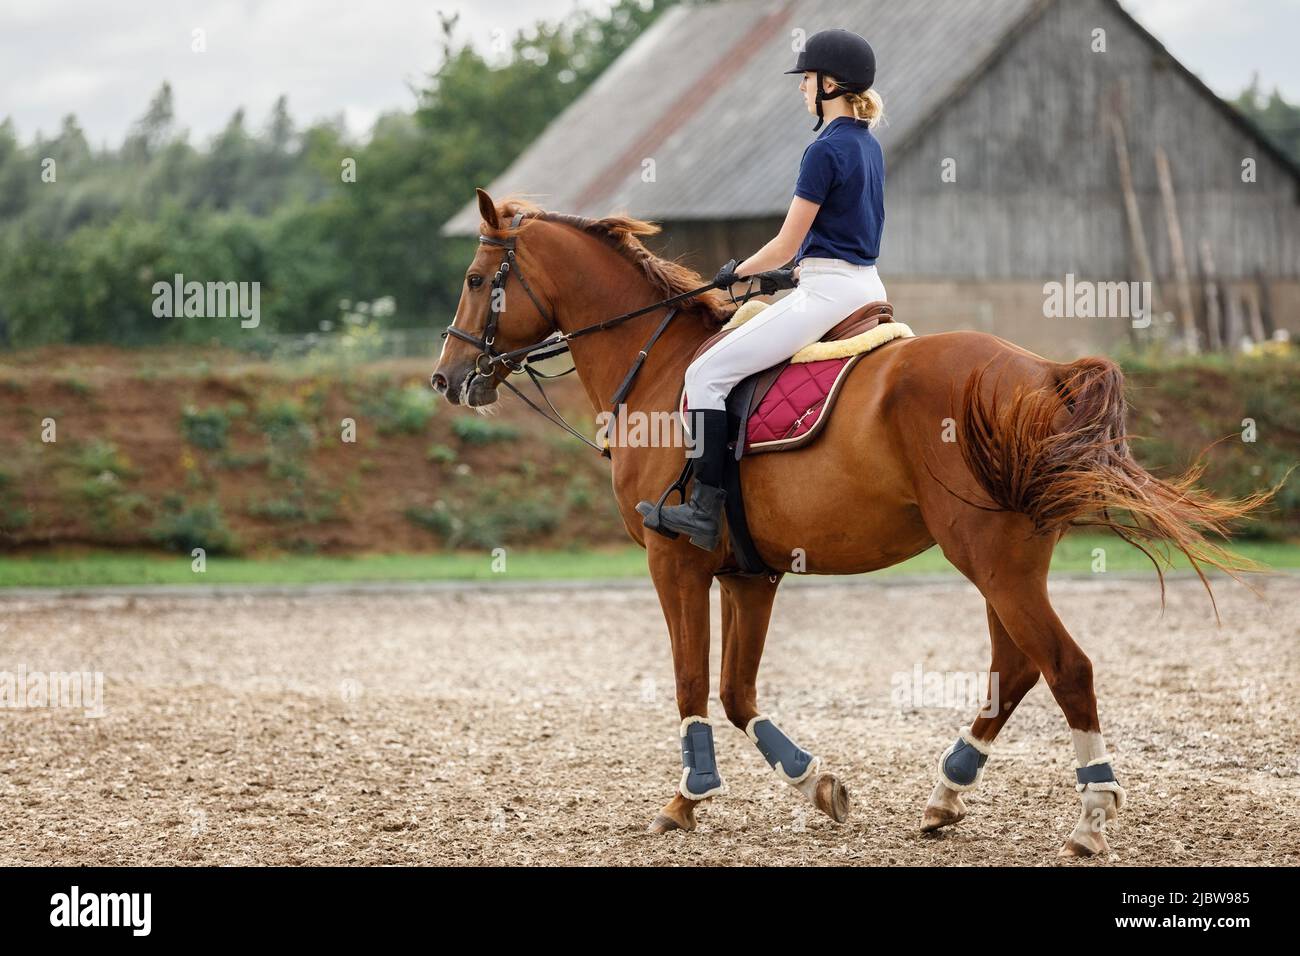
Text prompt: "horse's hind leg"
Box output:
[[928, 515, 1125, 856], [718, 573, 851, 824], [922, 600, 1041, 831], [985, 577, 1125, 857]]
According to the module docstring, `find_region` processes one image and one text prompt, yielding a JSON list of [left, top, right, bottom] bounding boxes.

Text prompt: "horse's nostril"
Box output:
[[430, 373, 447, 393]]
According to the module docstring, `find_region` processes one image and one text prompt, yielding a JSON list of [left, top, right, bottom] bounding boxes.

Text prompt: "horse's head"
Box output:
[[432, 188, 557, 407]]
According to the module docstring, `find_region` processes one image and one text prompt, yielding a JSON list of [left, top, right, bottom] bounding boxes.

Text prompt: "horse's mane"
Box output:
[[485, 197, 731, 329]]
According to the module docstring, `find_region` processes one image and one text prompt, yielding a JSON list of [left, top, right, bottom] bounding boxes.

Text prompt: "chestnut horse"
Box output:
[[432, 190, 1269, 856]]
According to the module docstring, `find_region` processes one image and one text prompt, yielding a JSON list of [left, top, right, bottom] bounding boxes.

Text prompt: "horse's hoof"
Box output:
[[647, 799, 698, 834], [647, 813, 684, 834], [1059, 834, 1108, 858], [920, 804, 966, 833], [921, 782, 967, 832], [812, 773, 851, 823]]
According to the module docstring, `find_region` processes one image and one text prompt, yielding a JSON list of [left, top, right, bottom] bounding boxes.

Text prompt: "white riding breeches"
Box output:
[[684, 258, 888, 411]]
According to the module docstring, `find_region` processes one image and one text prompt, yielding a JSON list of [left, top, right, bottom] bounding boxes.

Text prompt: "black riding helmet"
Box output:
[[785, 28, 876, 131]]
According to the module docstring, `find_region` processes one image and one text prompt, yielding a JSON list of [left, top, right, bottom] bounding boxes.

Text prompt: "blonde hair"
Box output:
[[829, 80, 885, 128]]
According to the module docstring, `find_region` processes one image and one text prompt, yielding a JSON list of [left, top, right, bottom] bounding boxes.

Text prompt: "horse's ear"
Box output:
[[476, 188, 499, 230]]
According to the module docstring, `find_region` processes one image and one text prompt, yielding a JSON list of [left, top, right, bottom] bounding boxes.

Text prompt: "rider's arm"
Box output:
[[735, 196, 820, 277]]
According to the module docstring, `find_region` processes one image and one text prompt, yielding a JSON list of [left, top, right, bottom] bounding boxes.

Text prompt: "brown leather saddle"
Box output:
[[690, 300, 893, 425]]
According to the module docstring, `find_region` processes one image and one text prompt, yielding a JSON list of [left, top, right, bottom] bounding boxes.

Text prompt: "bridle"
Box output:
[[438, 211, 786, 458], [442, 212, 561, 378]]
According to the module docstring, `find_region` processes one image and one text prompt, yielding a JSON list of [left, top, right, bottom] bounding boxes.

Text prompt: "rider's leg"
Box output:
[[637, 263, 884, 550]]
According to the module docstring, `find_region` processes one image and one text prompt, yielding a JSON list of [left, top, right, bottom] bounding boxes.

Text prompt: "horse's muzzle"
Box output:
[[431, 365, 498, 407]]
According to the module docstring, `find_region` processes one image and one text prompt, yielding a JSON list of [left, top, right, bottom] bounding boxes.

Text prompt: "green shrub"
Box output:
[[58, 376, 93, 396], [181, 405, 231, 450], [215, 450, 268, 470], [247, 496, 307, 522], [366, 384, 437, 435], [405, 501, 458, 539], [406, 478, 561, 548], [78, 473, 149, 534], [267, 454, 308, 483], [452, 417, 520, 445], [72, 439, 132, 479], [248, 488, 338, 524], [149, 500, 236, 554], [256, 399, 314, 452], [0, 471, 31, 532], [426, 443, 458, 465]]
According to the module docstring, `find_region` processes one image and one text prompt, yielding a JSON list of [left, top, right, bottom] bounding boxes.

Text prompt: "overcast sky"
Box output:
[[1, 0, 1296, 148]]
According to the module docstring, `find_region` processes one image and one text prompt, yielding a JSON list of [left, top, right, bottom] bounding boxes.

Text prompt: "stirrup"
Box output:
[[636, 459, 694, 540]]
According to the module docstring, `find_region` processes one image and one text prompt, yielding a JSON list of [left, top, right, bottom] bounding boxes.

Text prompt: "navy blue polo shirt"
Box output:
[[792, 116, 885, 265]]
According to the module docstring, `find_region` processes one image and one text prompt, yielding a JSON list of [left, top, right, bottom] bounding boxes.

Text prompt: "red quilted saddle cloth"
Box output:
[[681, 355, 857, 455], [742, 357, 852, 450]]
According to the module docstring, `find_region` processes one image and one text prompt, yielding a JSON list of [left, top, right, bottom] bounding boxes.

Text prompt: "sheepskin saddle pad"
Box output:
[[680, 298, 913, 457]]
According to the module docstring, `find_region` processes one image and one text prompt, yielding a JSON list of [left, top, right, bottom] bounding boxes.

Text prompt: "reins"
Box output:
[[439, 211, 789, 458]]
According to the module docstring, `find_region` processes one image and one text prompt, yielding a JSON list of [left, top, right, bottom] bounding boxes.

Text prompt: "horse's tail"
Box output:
[[954, 355, 1283, 613]]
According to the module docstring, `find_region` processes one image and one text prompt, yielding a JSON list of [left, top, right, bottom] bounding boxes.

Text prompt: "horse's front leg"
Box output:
[[719, 573, 851, 824], [644, 539, 722, 834]]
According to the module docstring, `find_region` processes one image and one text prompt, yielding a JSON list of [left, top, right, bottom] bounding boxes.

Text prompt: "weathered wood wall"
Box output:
[[883, 0, 1300, 280]]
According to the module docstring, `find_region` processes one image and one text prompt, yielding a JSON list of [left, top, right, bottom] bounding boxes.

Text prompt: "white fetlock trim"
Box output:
[[678, 767, 727, 800], [1074, 754, 1125, 812], [936, 728, 992, 793], [743, 714, 820, 786], [1077, 780, 1126, 814], [957, 728, 993, 756], [679, 714, 712, 734], [792, 762, 824, 801]]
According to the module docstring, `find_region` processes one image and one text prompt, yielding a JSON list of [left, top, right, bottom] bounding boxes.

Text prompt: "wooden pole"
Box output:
[[1224, 287, 1245, 351], [1107, 110, 1158, 344], [1154, 146, 1198, 353], [1199, 240, 1223, 352], [1255, 270, 1276, 339], [1244, 286, 1266, 344]]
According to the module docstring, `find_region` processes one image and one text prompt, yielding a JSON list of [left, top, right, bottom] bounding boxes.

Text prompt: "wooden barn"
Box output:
[[443, 0, 1300, 358]]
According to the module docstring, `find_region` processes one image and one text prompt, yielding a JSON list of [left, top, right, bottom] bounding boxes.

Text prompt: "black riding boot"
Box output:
[[636, 408, 729, 551]]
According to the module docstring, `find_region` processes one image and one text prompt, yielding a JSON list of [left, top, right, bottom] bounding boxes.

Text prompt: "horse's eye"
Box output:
[[467, 274, 483, 289]]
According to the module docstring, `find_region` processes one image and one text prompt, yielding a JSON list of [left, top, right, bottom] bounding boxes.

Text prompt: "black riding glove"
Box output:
[[758, 268, 798, 296], [712, 258, 742, 289]]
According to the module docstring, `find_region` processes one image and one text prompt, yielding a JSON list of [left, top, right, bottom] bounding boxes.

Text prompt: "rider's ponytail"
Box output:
[[831, 81, 885, 129]]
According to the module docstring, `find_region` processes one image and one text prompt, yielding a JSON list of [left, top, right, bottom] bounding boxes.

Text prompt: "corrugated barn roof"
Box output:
[[442, 0, 1043, 234]]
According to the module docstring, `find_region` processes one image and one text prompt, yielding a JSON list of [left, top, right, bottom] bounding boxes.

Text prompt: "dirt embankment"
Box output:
[[0, 347, 625, 555], [0, 345, 1296, 555]]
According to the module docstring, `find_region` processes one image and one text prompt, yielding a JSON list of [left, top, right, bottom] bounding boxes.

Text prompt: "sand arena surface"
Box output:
[[1, 574, 1296, 865]]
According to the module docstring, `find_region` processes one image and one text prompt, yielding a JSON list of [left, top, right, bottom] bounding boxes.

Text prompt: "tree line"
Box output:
[[0, 1, 685, 349]]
